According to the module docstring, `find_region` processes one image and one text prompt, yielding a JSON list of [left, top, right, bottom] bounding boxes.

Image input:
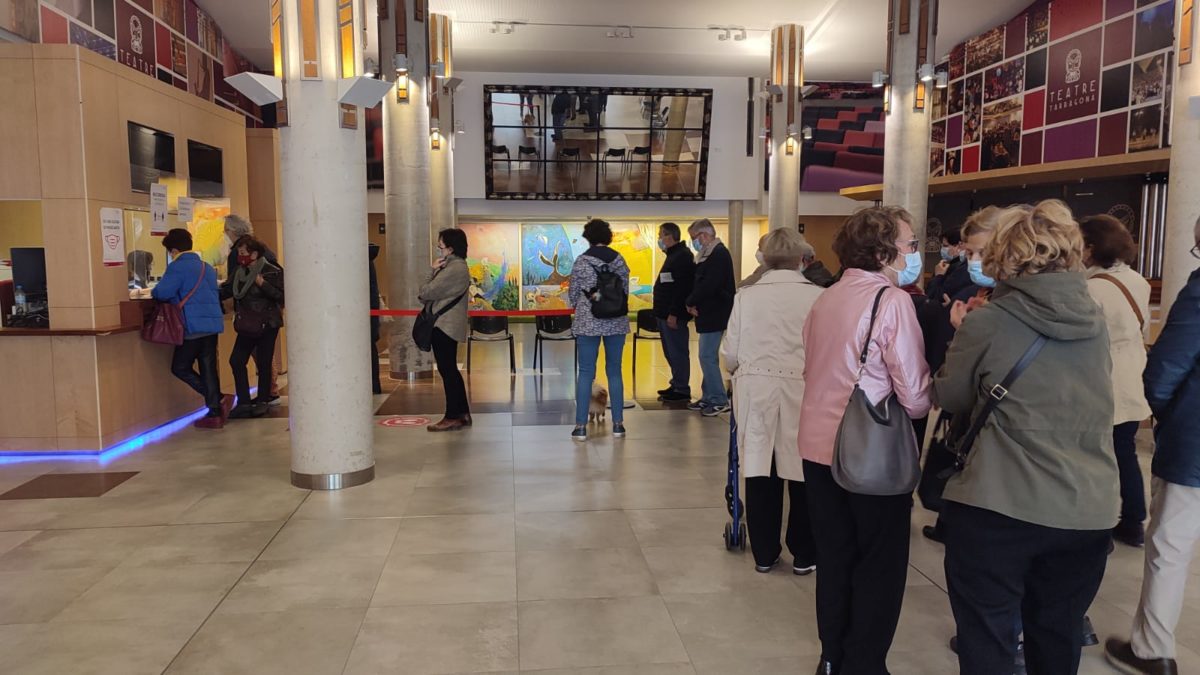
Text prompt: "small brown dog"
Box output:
[[588, 386, 609, 424]]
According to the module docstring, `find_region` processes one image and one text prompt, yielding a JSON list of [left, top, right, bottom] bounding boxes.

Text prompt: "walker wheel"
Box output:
[[723, 522, 734, 551]]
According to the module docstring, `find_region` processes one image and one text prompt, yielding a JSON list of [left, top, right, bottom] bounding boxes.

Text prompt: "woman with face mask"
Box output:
[[797, 206, 932, 675], [221, 236, 285, 419]]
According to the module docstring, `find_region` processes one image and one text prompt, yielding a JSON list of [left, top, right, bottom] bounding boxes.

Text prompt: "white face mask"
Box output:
[[755, 250, 765, 265]]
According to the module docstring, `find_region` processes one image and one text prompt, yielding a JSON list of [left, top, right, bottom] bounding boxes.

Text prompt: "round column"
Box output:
[[429, 14, 457, 235], [278, 0, 374, 488], [767, 25, 804, 232], [1161, 1, 1200, 313], [883, 0, 936, 246]]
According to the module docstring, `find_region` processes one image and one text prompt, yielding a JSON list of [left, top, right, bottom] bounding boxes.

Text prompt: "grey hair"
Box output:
[[688, 218, 716, 236], [760, 228, 807, 270], [798, 240, 816, 261], [224, 214, 254, 238]]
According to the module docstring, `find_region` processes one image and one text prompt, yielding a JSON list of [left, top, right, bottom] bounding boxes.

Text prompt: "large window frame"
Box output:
[[484, 85, 714, 201]]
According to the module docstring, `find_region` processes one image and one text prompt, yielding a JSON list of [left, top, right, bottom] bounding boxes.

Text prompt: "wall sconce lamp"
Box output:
[[872, 70, 888, 88], [363, 57, 378, 78], [801, 125, 813, 140], [758, 127, 769, 139], [454, 120, 465, 135], [430, 62, 445, 79], [918, 63, 935, 82], [430, 131, 442, 150], [935, 71, 948, 89], [785, 137, 797, 155], [395, 72, 409, 101]]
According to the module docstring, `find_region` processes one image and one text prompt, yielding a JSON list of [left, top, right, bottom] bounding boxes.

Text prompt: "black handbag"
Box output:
[[412, 293, 465, 352], [917, 411, 961, 512]]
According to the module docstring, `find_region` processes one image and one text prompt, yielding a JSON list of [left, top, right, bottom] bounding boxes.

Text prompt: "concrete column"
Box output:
[[662, 96, 691, 164], [278, 0, 374, 488], [380, 0, 433, 378], [882, 0, 937, 246], [429, 14, 456, 235], [768, 25, 803, 231], [728, 200, 745, 281], [1161, 0, 1200, 313]]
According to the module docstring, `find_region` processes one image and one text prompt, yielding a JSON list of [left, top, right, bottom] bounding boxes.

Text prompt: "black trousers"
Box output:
[[745, 457, 816, 568], [230, 326, 279, 407], [370, 319, 382, 395], [943, 502, 1110, 675], [804, 460, 911, 675], [1113, 421, 1146, 524], [171, 334, 222, 416], [432, 328, 469, 418]]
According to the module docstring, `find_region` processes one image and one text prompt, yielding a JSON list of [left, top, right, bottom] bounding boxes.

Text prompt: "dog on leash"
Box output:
[[588, 386, 609, 424]]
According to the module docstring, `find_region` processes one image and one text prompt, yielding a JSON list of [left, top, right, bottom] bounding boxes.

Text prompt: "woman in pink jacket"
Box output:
[[799, 207, 933, 675]]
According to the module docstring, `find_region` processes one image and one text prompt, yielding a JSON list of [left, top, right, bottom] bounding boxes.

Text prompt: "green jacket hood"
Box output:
[[990, 271, 1104, 341]]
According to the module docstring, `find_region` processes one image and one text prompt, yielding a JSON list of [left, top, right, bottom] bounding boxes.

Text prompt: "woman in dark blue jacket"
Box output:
[[1106, 225, 1200, 675], [152, 228, 227, 429]]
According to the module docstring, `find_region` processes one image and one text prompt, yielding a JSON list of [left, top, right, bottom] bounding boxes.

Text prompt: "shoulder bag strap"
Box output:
[[855, 287, 889, 378], [950, 334, 1048, 471], [1094, 273, 1145, 331], [432, 291, 466, 319], [179, 262, 207, 308]]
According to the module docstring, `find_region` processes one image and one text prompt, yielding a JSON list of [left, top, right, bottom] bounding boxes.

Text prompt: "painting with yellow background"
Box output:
[[189, 199, 231, 270]]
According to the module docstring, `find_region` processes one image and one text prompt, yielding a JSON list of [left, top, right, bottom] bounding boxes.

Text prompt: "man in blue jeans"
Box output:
[[652, 222, 695, 402], [684, 219, 735, 416]]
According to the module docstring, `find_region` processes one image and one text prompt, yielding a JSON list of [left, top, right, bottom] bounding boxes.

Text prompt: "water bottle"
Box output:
[[13, 285, 25, 314]]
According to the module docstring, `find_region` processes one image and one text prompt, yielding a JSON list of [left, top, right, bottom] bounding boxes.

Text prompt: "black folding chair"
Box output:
[[466, 315, 515, 373], [631, 309, 661, 379], [532, 314, 577, 374]]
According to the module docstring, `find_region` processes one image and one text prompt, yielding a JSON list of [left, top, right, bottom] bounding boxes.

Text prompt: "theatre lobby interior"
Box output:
[[4, 0, 1200, 673]]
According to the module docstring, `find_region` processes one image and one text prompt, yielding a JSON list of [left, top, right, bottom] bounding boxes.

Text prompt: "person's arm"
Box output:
[[926, 271, 946, 301], [1145, 283, 1200, 416], [151, 261, 183, 302], [568, 258, 589, 307], [417, 262, 468, 303], [932, 309, 990, 414], [670, 254, 694, 317], [259, 265, 284, 303], [686, 260, 714, 308], [880, 292, 933, 418], [721, 294, 742, 373]]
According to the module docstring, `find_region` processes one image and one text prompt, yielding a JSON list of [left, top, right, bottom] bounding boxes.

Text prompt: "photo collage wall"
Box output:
[[1, 0, 264, 126], [931, 0, 1176, 177], [459, 221, 731, 313]]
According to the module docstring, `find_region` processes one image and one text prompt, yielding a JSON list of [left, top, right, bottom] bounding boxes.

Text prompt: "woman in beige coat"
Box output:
[[1081, 215, 1152, 547], [419, 228, 472, 432], [721, 228, 824, 574]]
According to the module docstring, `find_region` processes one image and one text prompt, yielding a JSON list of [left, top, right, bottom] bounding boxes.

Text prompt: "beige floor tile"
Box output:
[[258, 518, 400, 560], [391, 513, 516, 554], [518, 548, 658, 601], [0, 530, 38, 557], [529, 666, 696, 675], [123, 522, 281, 566], [290, 474, 417, 520], [163, 607, 366, 675], [516, 481, 622, 513], [172, 485, 308, 524], [626, 509, 726, 548], [642, 546, 774, 595], [0, 526, 164, 571], [417, 458, 514, 488], [0, 567, 110, 624], [405, 482, 515, 516], [614, 480, 724, 510], [0, 500, 82, 532], [217, 556, 386, 614], [517, 510, 639, 550], [664, 588, 822, 664], [0, 617, 200, 675], [48, 491, 208, 529], [518, 596, 689, 671], [53, 561, 247, 623], [343, 603, 518, 675], [691, 656, 809, 675], [890, 585, 959, 656], [371, 551, 516, 606]]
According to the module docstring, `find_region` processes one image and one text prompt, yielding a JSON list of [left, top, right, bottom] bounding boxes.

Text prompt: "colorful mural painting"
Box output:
[[520, 223, 587, 310], [462, 223, 520, 311], [608, 222, 657, 311]]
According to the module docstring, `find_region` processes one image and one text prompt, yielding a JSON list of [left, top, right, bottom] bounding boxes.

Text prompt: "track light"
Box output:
[[935, 71, 948, 89], [872, 70, 888, 88], [718, 28, 731, 41], [734, 29, 747, 41], [919, 63, 935, 82], [490, 21, 516, 34], [605, 25, 634, 39]]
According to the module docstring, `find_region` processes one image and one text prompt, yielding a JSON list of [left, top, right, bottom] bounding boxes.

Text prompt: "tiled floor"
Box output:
[[0, 332, 1196, 674]]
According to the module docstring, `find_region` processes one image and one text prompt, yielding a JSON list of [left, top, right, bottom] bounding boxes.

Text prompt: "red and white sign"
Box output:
[[378, 416, 431, 428], [100, 208, 125, 267]]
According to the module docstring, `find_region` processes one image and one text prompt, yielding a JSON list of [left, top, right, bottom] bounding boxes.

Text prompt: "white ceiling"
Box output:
[[204, 0, 1034, 80]]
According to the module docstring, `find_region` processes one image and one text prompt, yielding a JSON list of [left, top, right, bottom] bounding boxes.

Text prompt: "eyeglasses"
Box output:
[[1191, 244, 1200, 260], [899, 239, 920, 254]]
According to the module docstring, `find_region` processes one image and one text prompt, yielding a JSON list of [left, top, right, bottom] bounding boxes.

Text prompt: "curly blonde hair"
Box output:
[[982, 199, 1084, 280], [961, 205, 1008, 239]]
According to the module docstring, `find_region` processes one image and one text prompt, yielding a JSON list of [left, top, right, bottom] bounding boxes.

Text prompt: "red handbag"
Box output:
[[142, 264, 206, 346]]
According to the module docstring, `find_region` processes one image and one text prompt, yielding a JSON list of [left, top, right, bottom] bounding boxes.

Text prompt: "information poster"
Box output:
[[100, 208, 126, 267], [150, 183, 169, 235], [178, 196, 195, 223]]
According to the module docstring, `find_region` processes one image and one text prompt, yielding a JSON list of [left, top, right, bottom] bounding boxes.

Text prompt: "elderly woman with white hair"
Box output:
[[721, 228, 824, 574]]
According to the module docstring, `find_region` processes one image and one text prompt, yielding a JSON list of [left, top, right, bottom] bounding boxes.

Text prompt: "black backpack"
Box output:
[[587, 261, 628, 319]]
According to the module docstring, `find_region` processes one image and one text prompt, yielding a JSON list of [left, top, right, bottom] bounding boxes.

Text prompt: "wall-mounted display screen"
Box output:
[[187, 140, 224, 197], [128, 122, 176, 193], [484, 85, 713, 201]]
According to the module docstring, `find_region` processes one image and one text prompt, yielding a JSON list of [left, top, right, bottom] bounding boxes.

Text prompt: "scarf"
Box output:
[[231, 257, 268, 300], [696, 238, 722, 264]]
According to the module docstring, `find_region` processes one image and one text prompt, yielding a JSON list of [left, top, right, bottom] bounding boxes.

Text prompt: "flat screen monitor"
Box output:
[[187, 140, 224, 197], [11, 247, 46, 293], [128, 122, 176, 193]]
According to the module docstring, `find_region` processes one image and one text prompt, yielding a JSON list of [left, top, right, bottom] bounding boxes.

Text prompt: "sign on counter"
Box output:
[[100, 208, 125, 267]]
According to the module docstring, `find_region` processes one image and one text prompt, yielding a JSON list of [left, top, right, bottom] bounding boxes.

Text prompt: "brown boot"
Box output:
[[460, 414, 473, 427], [427, 418, 466, 432]]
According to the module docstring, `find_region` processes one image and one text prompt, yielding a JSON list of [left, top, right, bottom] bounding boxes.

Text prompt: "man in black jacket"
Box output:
[[652, 222, 695, 402], [551, 92, 572, 141], [685, 218, 735, 416], [926, 227, 971, 303]]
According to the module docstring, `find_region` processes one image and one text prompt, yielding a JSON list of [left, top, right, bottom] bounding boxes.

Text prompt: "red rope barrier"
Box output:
[[371, 309, 575, 317]]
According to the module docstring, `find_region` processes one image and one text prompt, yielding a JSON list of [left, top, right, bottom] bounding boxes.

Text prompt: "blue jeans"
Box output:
[[576, 334, 626, 425], [657, 318, 690, 394], [697, 331, 728, 406]]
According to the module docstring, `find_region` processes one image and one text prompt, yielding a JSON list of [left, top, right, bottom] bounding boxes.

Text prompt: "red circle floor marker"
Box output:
[[379, 416, 431, 427]]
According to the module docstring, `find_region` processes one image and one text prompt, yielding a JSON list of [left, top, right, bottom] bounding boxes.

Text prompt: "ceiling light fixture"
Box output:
[[918, 63, 935, 82], [935, 71, 948, 89], [718, 28, 731, 41], [606, 25, 634, 38], [872, 70, 888, 88], [490, 21, 516, 34], [734, 28, 747, 41]]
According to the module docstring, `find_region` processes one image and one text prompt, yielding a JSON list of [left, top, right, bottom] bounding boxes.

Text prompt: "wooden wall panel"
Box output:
[[0, 337, 57, 439], [0, 51, 42, 199], [50, 335, 100, 439], [246, 128, 282, 223], [80, 62, 125, 205], [41, 198, 96, 329], [32, 57, 86, 199]]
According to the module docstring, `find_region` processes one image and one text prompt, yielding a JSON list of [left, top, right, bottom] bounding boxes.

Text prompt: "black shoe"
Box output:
[[1114, 520, 1146, 548], [814, 658, 838, 675], [923, 524, 946, 543], [1082, 616, 1099, 647], [660, 390, 690, 402], [793, 561, 816, 576], [1105, 638, 1178, 675], [754, 557, 780, 573], [227, 404, 259, 419], [612, 423, 626, 438], [657, 387, 672, 397]]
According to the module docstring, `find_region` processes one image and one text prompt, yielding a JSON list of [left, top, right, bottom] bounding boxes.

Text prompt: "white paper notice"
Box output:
[[178, 197, 195, 224], [150, 183, 168, 235], [100, 208, 125, 267]]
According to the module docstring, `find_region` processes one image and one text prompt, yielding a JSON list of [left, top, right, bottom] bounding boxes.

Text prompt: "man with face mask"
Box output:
[[651, 222, 696, 402], [684, 218, 736, 416]]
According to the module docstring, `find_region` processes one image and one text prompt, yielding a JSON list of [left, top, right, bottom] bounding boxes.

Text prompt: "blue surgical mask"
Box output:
[[166, 252, 174, 265], [940, 247, 954, 262], [968, 259, 997, 288], [691, 239, 703, 252], [658, 239, 667, 252], [895, 252, 923, 286]]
